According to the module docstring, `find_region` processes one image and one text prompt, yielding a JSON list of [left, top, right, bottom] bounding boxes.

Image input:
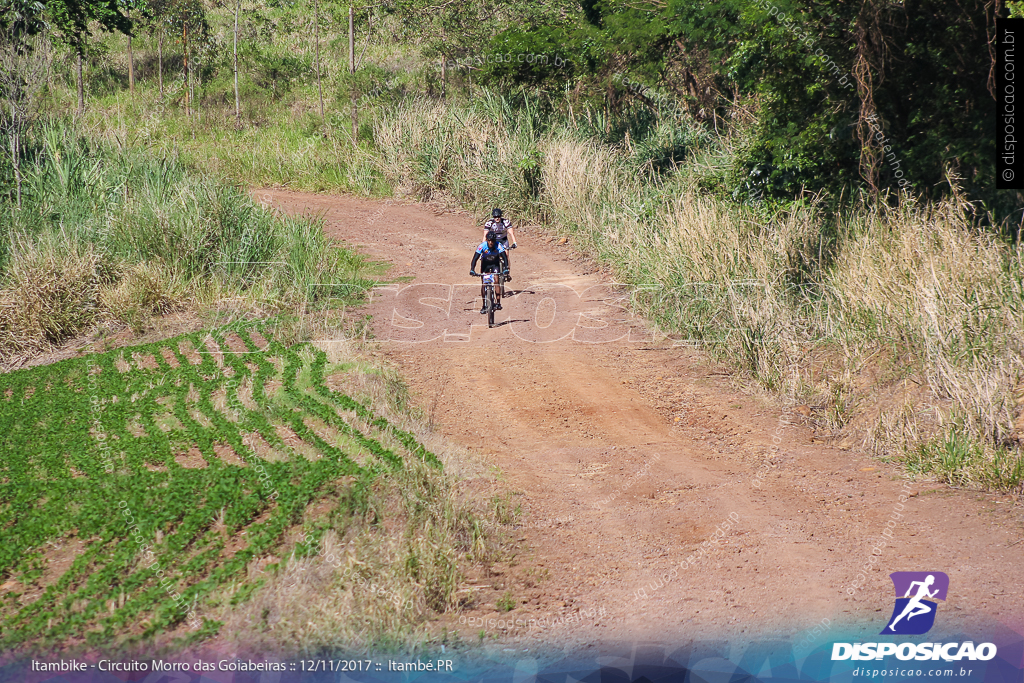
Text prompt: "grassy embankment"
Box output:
[[33, 7, 1024, 493], [0, 124, 373, 361], [0, 96, 508, 655]]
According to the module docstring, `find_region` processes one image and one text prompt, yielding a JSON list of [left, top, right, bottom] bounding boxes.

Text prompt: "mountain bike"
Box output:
[[471, 267, 509, 327], [480, 271, 499, 328]]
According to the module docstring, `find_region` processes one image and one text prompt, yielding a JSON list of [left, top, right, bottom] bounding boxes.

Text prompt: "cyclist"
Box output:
[[469, 231, 509, 314], [483, 208, 517, 252]]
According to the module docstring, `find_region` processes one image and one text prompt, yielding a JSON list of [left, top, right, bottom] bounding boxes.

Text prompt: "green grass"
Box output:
[[496, 590, 515, 613], [490, 492, 522, 527], [0, 124, 375, 358], [904, 423, 1024, 492], [0, 320, 493, 654]]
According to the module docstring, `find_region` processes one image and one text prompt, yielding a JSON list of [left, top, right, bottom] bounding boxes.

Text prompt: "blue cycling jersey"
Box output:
[[475, 241, 507, 258]]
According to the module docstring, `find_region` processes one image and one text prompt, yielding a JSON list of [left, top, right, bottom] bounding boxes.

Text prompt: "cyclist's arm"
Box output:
[[470, 253, 481, 271], [506, 225, 517, 245], [500, 251, 509, 270]]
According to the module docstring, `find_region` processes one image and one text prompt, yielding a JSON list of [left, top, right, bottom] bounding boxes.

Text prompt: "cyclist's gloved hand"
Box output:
[[510, 243, 517, 249], [470, 270, 477, 277]]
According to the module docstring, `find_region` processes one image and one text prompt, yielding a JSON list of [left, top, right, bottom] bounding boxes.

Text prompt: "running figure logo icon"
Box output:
[[880, 571, 949, 635]]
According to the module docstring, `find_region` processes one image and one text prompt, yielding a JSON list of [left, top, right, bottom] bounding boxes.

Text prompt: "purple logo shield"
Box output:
[[881, 571, 949, 635]]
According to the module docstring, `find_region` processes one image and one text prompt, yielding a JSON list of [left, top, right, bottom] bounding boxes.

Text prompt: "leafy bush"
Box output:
[[251, 52, 311, 97]]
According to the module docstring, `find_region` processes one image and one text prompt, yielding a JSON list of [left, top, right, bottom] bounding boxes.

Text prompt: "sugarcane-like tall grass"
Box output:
[[0, 124, 372, 357]]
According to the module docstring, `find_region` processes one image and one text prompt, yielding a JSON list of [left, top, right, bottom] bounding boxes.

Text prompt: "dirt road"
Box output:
[[258, 189, 1024, 653]]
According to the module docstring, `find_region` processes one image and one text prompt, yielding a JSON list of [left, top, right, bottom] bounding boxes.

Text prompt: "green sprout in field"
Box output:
[[0, 322, 439, 651]]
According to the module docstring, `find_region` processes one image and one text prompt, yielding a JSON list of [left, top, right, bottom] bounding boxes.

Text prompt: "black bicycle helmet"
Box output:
[[485, 231, 498, 244], [492, 208, 503, 218]]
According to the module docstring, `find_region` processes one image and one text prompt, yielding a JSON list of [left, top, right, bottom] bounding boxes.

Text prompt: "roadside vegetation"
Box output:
[[0, 322, 500, 655], [369, 98, 1024, 493], [0, 0, 1022, 655], [0, 124, 374, 360]]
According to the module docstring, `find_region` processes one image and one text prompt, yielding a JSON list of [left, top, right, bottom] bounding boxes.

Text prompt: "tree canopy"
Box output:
[[475, 0, 1004, 209], [39, 0, 131, 52]]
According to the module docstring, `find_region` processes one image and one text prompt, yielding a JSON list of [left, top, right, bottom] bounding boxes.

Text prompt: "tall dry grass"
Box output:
[[370, 96, 1024, 490], [0, 235, 103, 349], [0, 124, 373, 359], [825, 197, 1024, 487]]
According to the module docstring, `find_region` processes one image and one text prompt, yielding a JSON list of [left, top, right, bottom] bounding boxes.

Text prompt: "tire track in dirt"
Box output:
[[257, 189, 1024, 652]]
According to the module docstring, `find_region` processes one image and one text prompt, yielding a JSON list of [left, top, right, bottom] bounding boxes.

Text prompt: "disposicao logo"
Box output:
[[831, 642, 997, 662], [881, 571, 948, 635], [831, 570, 998, 663]]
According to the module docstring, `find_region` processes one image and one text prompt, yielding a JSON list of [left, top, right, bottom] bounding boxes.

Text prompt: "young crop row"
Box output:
[[0, 322, 439, 650]]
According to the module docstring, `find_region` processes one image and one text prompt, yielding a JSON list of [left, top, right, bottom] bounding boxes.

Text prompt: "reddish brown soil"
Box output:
[[258, 189, 1024, 652]]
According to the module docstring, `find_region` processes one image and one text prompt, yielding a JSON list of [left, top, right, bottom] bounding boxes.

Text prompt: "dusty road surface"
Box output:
[[257, 189, 1024, 654]]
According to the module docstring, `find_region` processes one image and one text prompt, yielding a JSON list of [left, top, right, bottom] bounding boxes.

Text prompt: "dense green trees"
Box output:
[[5, 0, 1013, 218], [479, 0, 1011, 218]]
